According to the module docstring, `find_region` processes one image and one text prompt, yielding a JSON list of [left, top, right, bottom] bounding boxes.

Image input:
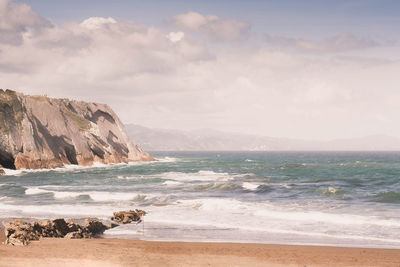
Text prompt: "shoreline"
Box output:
[[1, 230, 400, 266]]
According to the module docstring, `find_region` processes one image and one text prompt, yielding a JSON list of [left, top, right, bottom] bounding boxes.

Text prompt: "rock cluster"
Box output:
[[111, 209, 146, 224], [2, 218, 109, 246]]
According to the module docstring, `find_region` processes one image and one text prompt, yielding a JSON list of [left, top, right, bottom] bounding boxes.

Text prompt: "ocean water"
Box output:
[[1, 151, 400, 248]]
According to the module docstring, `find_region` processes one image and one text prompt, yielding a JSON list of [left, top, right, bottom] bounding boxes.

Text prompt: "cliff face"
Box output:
[[0, 89, 153, 170]]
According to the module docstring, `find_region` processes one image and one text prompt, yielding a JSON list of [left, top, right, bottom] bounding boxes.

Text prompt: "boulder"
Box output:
[[2, 218, 110, 245], [108, 222, 119, 229], [84, 218, 108, 236], [0, 169, 4, 175], [52, 218, 70, 237], [2, 220, 39, 246], [64, 231, 83, 239], [111, 209, 146, 224]]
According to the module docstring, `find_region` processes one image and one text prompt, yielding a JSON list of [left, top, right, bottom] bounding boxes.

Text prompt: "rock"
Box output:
[[108, 222, 119, 229], [66, 220, 83, 232], [52, 219, 70, 237], [111, 209, 147, 224], [3, 217, 110, 245], [0, 169, 4, 175], [2, 220, 38, 246], [0, 89, 153, 171], [84, 218, 108, 236], [64, 231, 83, 239]]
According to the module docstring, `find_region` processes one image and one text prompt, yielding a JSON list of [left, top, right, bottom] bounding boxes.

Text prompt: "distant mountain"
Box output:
[[125, 124, 400, 151]]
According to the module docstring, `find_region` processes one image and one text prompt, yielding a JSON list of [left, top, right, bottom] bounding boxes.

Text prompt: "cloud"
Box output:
[[173, 12, 250, 41], [167, 31, 184, 43], [80, 17, 117, 30], [265, 34, 377, 53], [1, 0, 399, 140], [0, 0, 51, 45], [0, 10, 213, 90]]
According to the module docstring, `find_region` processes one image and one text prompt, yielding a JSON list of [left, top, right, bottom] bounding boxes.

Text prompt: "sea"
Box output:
[[1, 151, 400, 248]]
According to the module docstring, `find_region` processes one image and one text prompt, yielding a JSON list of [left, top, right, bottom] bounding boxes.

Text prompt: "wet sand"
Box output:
[[1, 231, 400, 267]]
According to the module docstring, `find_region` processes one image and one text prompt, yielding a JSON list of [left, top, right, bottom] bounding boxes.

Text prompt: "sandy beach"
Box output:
[[0, 230, 399, 267]]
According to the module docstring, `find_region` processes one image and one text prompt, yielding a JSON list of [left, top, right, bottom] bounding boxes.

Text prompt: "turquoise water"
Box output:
[[1, 151, 400, 248]]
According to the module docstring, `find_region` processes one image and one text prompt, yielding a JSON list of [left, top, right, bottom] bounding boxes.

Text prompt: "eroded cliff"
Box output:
[[0, 89, 153, 170]]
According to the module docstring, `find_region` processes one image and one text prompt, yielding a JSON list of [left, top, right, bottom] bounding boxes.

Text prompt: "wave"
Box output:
[[277, 183, 292, 189], [162, 181, 182, 186], [25, 188, 50, 195], [192, 182, 241, 192], [178, 198, 251, 212], [254, 208, 400, 228], [154, 157, 179, 163], [320, 186, 344, 196], [242, 182, 260, 191], [0, 202, 119, 219], [2, 168, 23, 176], [24, 187, 161, 202], [154, 170, 250, 182], [103, 224, 143, 237], [1, 157, 177, 176], [279, 163, 307, 169], [374, 191, 400, 203]]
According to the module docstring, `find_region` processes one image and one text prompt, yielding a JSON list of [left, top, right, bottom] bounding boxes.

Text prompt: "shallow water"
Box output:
[[1, 151, 400, 248]]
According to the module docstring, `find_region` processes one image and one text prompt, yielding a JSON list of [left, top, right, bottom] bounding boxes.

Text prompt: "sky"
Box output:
[[1, 0, 400, 140]]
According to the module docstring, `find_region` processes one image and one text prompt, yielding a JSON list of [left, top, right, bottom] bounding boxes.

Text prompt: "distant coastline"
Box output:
[[125, 124, 400, 151]]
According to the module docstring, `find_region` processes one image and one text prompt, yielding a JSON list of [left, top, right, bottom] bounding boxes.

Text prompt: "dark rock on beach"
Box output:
[[111, 209, 146, 224], [2, 209, 147, 245], [85, 218, 109, 236], [2, 218, 109, 245]]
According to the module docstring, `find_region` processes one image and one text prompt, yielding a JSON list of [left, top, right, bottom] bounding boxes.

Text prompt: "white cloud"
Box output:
[[0, 0, 51, 45], [173, 11, 250, 41], [265, 34, 377, 53], [1, 1, 399, 140], [80, 17, 117, 30], [167, 31, 185, 43]]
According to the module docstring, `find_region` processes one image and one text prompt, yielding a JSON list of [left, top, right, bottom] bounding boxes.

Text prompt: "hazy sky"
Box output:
[[2, 0, 400, 140]]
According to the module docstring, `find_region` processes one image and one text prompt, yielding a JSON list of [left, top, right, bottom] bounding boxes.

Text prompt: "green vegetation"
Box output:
[[0, 89, 24, 135], [61, 106, 91, 131]]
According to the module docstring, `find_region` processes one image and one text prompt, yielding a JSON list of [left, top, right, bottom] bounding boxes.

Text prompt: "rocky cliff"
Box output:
[[0, 89, 153, 170]]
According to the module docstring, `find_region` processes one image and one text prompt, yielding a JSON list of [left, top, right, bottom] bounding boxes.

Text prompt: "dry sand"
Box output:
[[1, 231, 400, 267]]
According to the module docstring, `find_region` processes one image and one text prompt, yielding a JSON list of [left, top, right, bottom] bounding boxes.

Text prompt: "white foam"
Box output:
[[1, 158, 173, 176], [278, 183, 292, 189], [0, 202, 119, 218], [24, 186, 158, 202], [87, 191, 139, 202], [327, 187, 338, 194], [179, 198, 249, 212], [242, 182, 259, 191], [2, 168, 23, 176], [25, 187, 49, 195], [156, 171, 238, 182], [104, 224, 143, 237], [155, 157, 179, 163], [163, 181, 182, 186], [254, 209, 400, 227]]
